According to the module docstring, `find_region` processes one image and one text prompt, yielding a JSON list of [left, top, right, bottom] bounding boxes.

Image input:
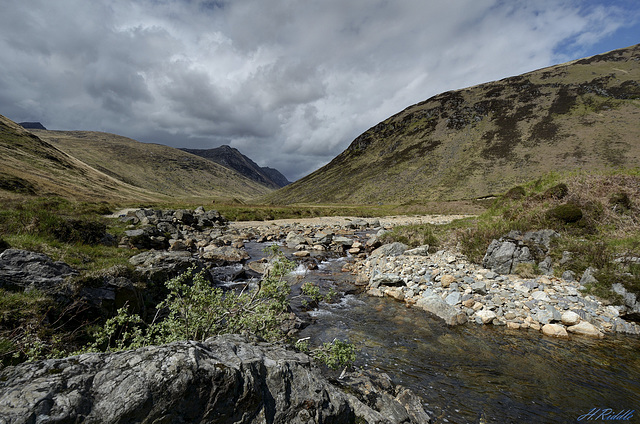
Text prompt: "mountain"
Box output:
[[18, 122, 47, 130], [181, 145, 291, 189], [266, 44, 640, 205], [0, 114, 160, 201], [28, 130, 272, 201]]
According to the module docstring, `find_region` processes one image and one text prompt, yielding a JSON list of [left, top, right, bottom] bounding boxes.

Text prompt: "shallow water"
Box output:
[[290, 254, 640, 424], [241, 241, 640, 423]]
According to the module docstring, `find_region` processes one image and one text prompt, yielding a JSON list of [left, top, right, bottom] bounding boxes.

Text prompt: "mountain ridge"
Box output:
[[265, 43, 640, 204], [181, 145, 290, 189]]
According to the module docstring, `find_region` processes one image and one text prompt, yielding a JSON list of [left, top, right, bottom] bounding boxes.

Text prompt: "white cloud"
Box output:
[[0, 0, 638, 180]]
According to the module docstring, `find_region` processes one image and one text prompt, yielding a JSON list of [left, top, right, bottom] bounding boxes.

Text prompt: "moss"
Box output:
[[504, 186, 526, 200], [546, 203, 583, 223], [543, 183, 569, 200]]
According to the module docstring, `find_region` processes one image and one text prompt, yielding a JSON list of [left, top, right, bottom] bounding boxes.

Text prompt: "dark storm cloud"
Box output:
[[1, 0, 638, 180]]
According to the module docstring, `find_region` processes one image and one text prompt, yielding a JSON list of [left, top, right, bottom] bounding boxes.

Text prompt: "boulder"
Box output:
[[370, 242, 408, 259], [482, 230, 559, 275], [0, 249, 77, 292], [567, 321, 604, 338], [561, 311, 581, 326], [475, 309, 497, 324], [370, 273, 404, 288], [129, 250, 203, 284], [404, 245, 430, 256], [542, 324, 569, 338], [0, 335, 430, 424], [416, 295, 467, 326], [202, 246, 250, 264]]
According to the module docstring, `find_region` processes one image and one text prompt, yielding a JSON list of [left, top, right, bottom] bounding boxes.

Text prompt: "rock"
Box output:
[[580, 267, 598, 286], [444, 291, 461, 305], [440, 274, 456, 288], [506, 321, 520, 330], [370, 242, 408, 258], [202, 246, 250, 264], [292, 250, 310, 257], [538, 256, 554, 275], [542, 324, 569, 338], [562, 270, 576, 282], [567, 321, 604, 338], [523, 230, 560, 249], [415, 295, 467, 326], [129, 250, 203, 284], [384, 287, 405, 301], [0, 249, 77, 292], [404, 245, 429, 256], [561, 311, 581, 326], [531, 291, 550, 302], [483, 239, 517, 274], [0, 335, 430, 423], [471, 281, 487, 295], [370, 273, 404, 288], [332, 236, 354, 247], [285, 232, 307, 249], [476, 310, 497, 324]]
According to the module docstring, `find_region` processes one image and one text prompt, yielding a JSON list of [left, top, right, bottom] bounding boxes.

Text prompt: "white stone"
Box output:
[[531, 290, 550, 301], [476, 310, 497, 324], [542, 324, 569, 338], [561, 311, 581, 326], [567, 321, 604, 338]]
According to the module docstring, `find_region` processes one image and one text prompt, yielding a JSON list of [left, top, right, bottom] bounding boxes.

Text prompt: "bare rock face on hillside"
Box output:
[[0, 335, 431, 423]]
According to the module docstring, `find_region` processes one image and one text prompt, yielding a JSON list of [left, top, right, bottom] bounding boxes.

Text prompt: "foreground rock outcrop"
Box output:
[[0, 335, 430, 424]]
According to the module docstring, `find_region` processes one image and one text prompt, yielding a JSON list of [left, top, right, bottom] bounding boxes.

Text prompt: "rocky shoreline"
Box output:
[[354, 245, 640, 338]]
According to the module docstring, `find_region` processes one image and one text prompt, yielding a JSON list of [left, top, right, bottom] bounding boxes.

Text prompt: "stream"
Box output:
[[239, 241, 640, 424]]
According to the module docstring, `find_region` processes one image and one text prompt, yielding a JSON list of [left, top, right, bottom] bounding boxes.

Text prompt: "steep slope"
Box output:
[[31, 131, 272, 201], [0, 114, 159, 201], [181, 145, 291, 189], [267, 44, 640, 204]]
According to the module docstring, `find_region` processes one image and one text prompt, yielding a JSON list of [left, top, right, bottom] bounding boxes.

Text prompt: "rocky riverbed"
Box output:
[[355, 245, 640, 337]]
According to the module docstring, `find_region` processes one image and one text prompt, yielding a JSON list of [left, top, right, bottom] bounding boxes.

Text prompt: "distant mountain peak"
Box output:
[[180, 146, 291, 189], [19, 122, 47, 130]]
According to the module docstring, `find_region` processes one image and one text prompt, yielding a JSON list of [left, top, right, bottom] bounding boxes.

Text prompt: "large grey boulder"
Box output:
[[370, 243, 408, 259], [482, 230, 560, 275], [415, 295, 468, 326], [0, 335, 430, 424], [129, 250, 204, 284], [0, 249, 77, 292]]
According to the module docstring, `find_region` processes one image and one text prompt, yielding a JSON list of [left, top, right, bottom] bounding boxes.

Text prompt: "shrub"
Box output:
[[543, 183, 568, 200], [609, 191, 632, 212], [504, 186, 526, 200], [83, 248, 297, 352], [546, 203, 583, 223]]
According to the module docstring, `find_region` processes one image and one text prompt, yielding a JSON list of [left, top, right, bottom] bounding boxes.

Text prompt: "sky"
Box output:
[[1, 1, 639, 181]]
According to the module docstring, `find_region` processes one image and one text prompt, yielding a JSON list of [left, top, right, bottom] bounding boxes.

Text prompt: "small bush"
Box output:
[[543, 183, 568, 200], [50, 219, 107, 245], [609, 191, 632, 212], [504, 186, 526, 200], [546, 203, 583, 223]]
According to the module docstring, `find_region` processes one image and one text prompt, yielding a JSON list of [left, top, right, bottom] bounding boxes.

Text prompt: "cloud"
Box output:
[[1, 0, 638, 180]]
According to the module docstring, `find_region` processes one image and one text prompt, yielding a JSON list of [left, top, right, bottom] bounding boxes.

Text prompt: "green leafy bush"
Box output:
[[83, 248, 297, 352]]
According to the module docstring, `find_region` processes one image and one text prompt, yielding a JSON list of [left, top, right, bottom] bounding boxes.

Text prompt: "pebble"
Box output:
[[354, 248, 640, 338]]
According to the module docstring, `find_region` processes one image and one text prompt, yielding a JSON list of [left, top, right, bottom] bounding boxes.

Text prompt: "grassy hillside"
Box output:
[[0, 114, 160, 202], [267, 44, 640, 205], [31, 129, 272, 202]]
